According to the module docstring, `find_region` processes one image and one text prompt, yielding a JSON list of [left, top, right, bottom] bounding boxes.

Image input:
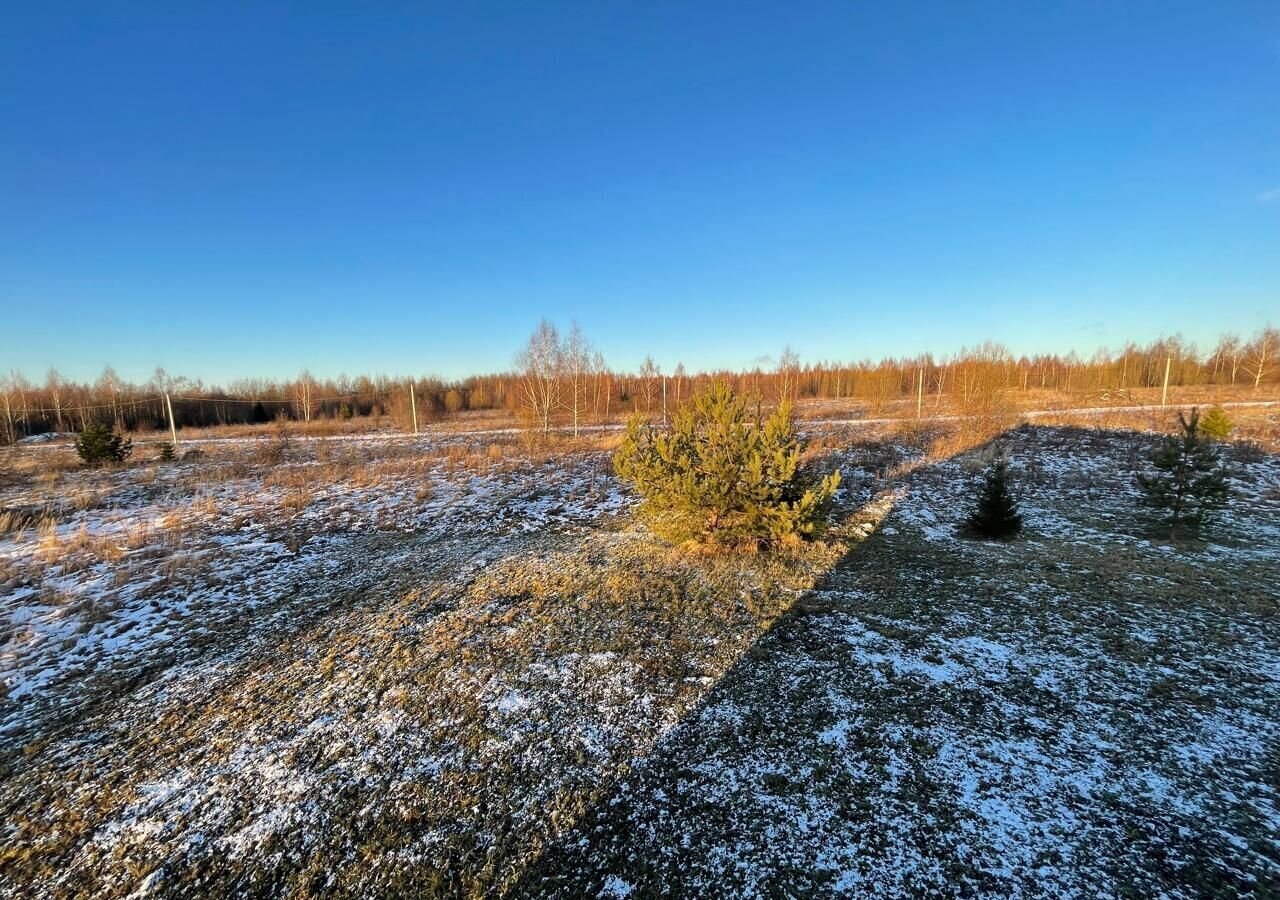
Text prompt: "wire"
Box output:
[[174, 389, 392, 404], [8, 396, 163, 415]]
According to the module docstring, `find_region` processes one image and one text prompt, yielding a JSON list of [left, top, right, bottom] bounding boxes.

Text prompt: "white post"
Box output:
[[662, 377, 668, 426], [916, 368, 923, 419], [164, 392, 179, 448], [1161, 356, 1171, 409], [409, 383, 419, 435]]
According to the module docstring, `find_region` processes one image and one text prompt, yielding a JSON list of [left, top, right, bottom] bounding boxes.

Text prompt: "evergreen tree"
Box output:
[[964, 457, 1023, 539], [1198, 406, 1232, 441], [158, 441, 176, 461], [1137, 408, 1229, 540], [613, 382, 840, 550], [75, 422, 133, 467]]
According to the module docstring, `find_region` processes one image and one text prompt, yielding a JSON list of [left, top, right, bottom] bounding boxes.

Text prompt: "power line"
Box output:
[[10, 389, 399, 417], [12, 396, 163, 416], [174, 389, 391, 404]]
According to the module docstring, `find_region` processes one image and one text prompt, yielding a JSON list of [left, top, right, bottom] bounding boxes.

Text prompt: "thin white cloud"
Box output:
[[1258, 187, 1280, 204]]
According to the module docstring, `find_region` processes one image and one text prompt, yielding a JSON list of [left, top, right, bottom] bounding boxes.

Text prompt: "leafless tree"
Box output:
[[564, 322, 593, 438], [955, 342, 1012, 414], [294, 370, 317, 422], [1244, 327, 1277, 390], [860, 365, 898, 414], [96, 366, 122, 428], [777, 347, 801, 403], [672, 362, 688, 408], [516, 319, 563, 436], [10, 371, 29, 437], [0, 375, 17, 444], [1211, 334, 1240, 384], [591, 350, 609, 422], [639, 355, 660, 413], [45, 368, 65, 432]]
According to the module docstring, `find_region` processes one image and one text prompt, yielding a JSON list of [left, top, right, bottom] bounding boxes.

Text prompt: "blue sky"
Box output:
[[2, 2, 1277, 383]]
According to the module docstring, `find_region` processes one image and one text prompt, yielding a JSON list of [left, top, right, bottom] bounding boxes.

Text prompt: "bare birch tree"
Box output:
[[294, 370, 316, 422], [45, 369, 66, 432], [777, 347, 801, 402], [516, 320, 563, 437], [1243, 327, 1277, 390], [591, 350, 609, 421], [1211, 334, 1239, 385], [639, 355, 660, 413], [96, 367, 122, 428], [672, 362, 688, 408], [564, 322, 593, 438], [0, 375, 17, 444]]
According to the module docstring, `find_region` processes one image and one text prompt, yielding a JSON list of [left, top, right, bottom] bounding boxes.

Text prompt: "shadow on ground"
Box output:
[[508, 518, 900, 899], [510, 424, 1280, 898]]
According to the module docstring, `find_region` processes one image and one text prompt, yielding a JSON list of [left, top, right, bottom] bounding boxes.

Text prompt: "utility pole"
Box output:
[[1161, 356, 1171, 409], [164, 392, 179, 448], [409, 382, 419, 435]]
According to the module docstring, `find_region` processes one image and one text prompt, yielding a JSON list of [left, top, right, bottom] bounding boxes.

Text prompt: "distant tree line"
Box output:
[[1, 326, 1275, 443]]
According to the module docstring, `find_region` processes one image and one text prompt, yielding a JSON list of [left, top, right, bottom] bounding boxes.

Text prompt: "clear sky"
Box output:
[[2, 2, 1277, 384]]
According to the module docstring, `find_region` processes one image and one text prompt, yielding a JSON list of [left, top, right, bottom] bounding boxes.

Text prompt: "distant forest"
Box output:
[[2, 326, 1276, 442]]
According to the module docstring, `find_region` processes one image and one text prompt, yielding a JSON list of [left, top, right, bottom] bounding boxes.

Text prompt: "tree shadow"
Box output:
[[507, 504, 901, 898], [507, 422, 1280, 898]]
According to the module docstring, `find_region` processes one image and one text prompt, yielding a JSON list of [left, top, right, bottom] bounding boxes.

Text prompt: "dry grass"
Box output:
[[1, 421, 1275, 897], [0, 516, 863, 898], [129, 416, 387, 443], [0, 507, 59, 538]]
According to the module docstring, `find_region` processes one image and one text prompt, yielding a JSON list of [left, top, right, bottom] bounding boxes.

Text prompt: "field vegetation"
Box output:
[[3, 326, 1277, 446], [0, 338, 1277, 897]]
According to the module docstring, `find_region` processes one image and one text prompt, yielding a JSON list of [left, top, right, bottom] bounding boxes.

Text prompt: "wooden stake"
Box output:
[[916, 368, 923, 419], [409, 382, 419, 435], [164, 391, 179, 448], [1161, 356, 1171, 408]]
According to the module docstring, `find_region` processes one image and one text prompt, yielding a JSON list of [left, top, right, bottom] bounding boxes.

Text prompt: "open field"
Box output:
[[2, 413, 1278, 898], [9, 4, 1280, 896]]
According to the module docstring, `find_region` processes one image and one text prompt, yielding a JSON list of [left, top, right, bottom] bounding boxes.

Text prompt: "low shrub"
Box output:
[[1136, 408, 1229, 540], [613, 382, 840, 550], [963, 457, 1023, 540], [74, 423, 132, 467], [1198, 406, 1232, 441]]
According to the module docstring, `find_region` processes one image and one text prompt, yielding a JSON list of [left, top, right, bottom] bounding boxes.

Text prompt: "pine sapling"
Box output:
[[613, 382, 840, 550], [1136, 407, 1229, 540], [964, 457, 1023, 540], [1197, 406, 1232, 441], [75, 422, 133, 467]]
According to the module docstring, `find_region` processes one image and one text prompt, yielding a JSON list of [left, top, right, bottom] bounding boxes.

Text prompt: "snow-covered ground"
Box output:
[[521, 426, 1280, 898], [1, 424, 1277, 898], [1, 435, 624, 747]]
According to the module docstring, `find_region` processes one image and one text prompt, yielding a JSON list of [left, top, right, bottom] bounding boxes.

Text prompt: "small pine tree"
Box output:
[[1136, 408, 1229, 540], [613, 382, 840, 550], [1198, 406, 1232, 441], [158, 441, 176, 462], [964, 457, 1023, 539], [75, 422, 133, 467]]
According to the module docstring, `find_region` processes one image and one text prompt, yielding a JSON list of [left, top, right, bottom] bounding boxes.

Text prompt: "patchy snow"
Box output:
[[0, 438, 631, 744], [2, 423, 1277, 898], [519, 425, 1280, 898], [598, 875, 635, 898]]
